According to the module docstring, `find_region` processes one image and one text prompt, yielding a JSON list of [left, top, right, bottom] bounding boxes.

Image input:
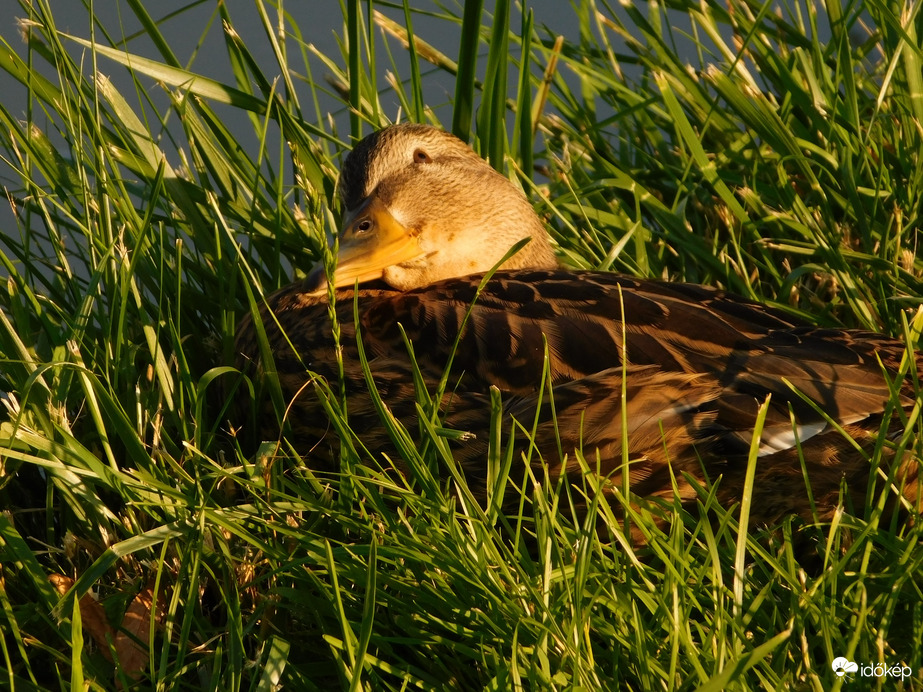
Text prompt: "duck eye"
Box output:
[[356, 218, 373, 233], [413, 148, 432, 164]]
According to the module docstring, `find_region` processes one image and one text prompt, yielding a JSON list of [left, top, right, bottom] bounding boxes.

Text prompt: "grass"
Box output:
[[0, 0, 922, 689]]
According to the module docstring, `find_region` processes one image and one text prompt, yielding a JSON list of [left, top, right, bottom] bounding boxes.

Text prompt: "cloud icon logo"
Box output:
[[831, 657, 859, 677]]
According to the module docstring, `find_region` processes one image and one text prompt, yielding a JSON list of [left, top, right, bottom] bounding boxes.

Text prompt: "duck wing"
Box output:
[[359, 270, 806, 390], [360, 270, 910, 422]]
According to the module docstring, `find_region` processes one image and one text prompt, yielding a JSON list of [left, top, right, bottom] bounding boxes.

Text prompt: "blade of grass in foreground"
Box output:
[[452, 0, 483, 139], [476, 0, 510, 169]]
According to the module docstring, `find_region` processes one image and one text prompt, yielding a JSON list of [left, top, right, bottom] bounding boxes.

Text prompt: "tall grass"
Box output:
[[0, 0, 921, 689]]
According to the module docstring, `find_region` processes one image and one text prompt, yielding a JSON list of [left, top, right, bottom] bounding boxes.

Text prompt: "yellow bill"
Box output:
[[308, 196, 424, 292]]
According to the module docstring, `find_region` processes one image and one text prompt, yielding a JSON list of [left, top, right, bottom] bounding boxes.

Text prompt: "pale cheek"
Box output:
[[382, 265, 424, 291], [390, 207, 413, 230]]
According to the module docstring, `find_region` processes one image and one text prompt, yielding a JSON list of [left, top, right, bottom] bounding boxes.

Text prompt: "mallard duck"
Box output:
[[235, 123, 920, 530]]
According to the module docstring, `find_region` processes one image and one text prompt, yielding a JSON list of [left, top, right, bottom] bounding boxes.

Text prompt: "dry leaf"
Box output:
[[113, 580, 166, 685], [49, 573, 114, 660]]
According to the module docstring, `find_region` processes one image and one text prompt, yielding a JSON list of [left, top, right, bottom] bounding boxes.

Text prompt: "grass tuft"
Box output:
[[0, 0, 921, 689]]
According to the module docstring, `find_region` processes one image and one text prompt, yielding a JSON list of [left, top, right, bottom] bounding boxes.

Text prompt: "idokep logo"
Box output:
[[831, 656, 913, 681], [831, 657, 858, 677]]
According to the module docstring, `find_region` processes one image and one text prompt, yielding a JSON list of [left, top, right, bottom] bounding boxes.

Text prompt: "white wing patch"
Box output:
[[758, 421, 828, 456]]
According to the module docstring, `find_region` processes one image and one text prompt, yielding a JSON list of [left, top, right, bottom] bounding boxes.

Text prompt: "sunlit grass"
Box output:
[[0, 0, 922, 689]]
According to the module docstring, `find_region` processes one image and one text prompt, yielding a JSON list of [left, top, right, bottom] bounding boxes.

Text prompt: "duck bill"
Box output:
[[307, 197, 423, 292]]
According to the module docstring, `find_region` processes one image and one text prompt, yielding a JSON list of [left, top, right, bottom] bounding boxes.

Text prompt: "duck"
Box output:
[[234, 122, 920, 532]]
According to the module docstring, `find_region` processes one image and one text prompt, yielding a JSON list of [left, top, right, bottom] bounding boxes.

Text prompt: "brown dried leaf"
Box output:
[[113, 580, 163, 683], [48, 573, 74, 595], [49, 573, 114, 660]]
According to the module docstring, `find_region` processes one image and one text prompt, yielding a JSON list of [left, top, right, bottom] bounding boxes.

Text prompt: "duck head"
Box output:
[[309, 123, 558, 292]]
